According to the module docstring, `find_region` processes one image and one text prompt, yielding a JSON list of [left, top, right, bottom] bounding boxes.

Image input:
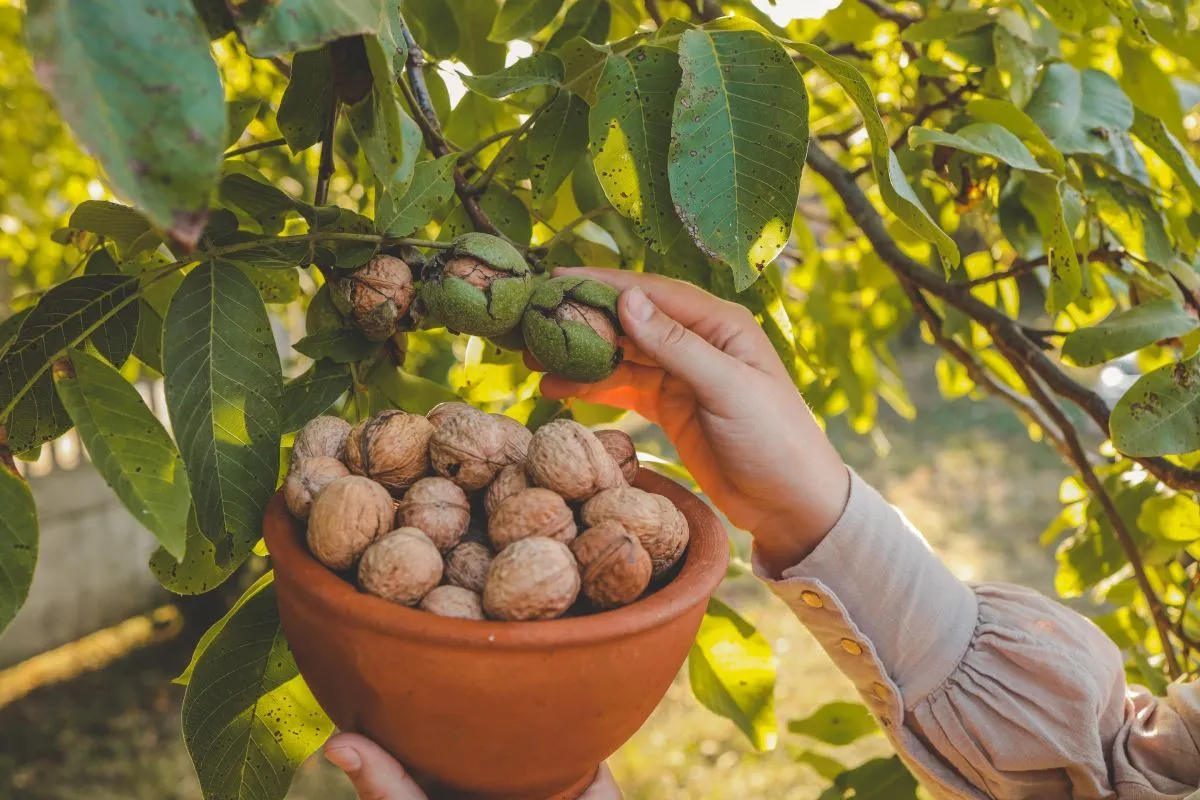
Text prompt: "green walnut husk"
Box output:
[[522, 276, 623, 383], [420, 232, 533, 337]]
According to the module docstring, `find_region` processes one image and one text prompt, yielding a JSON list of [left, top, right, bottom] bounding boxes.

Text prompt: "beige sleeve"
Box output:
[[753, 470, 1200, 800]]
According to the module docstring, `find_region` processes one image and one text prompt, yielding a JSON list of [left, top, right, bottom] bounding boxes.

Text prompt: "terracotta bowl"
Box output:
[[263, 468, 728, 800]]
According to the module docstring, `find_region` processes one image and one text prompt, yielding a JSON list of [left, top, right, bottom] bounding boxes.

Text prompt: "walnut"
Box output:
[[426, 401, 482, 430], [581, 487, 689, 579], [595, 430, 639, 484], [491, 414, 532, 463], [358, 528, 443, 606], [344, 410, 435, 494], [420, 585, 485, 620], [483, 537, 580, 621], [525, 419, 625, 502], [571, 521, 652, 610], [337, 254, 416, 341], [488, 488, 577, 551], [307, 476, 394, 570], [284, 456, 350, 520], [394, 477, 470, 552], [444, 541, 493, 594], [290, 415, 351, 469], [428, 411, 510, 491], [484, 462, 530, 517]]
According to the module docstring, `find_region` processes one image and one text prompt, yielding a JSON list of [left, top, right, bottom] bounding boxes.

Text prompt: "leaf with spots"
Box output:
[[1063, 299, 1200, 367], [788, 701, 879, 746], [1100, 0, 1154, 48], [1131, 110, 1200, 206], [547, 0, 611, 49], [281, 361, 349, 433], [376, 155, 458, 238], [293, 328, 380, 364], [67, 201, 161, 258], [527, 92, 590, 203], [346, 37, 423, 198], [589, 44, 683, 253], [225, 98, 261, 149], [560, 37, 612, 105], [239, 0, 387, 57], [992, 23, 1037, 108], [163, 261, 282, 553], [1111, 353, 1200, 456], [821, 757, 918, 800], [790, 42, 960, 274], [149, 511, 251, 596], [25, 0, 225, 248], [1086, 173, 1173, 267], [688, 597, 778, 751], [182, 576, 334, 800], [54, 349, 191, 559], [276, 48, 336, 154], [1025, 63, 1134, 157], [908, 123, 1049, 173], [0, 463, 38, 637], [1021, 175, 1080, 314], [1036, 0, 1085, 31], [965, 98, 1065, 174], [669, 29, 809, 290], [462, 52, 564, 98]]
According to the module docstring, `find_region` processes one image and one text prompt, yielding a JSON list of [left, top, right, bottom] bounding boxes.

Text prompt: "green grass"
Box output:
[[0, 352, 1069, 800]]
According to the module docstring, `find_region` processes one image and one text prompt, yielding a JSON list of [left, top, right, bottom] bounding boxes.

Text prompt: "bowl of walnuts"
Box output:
[[264, 402, 728, 800]]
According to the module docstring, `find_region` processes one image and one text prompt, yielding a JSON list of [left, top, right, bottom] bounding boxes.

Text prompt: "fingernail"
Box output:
[[626, 287, 653, 322], [324, 746, 362, 773]]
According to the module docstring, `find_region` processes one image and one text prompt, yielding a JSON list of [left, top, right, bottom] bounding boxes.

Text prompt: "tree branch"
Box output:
[[684, 0, 722, 21], [470, 94, 559, 195], [224, 137, 288, 159], [645, 0, 665, 27], [893, 82, 972, 152], [314, 104, 337, 206], [858, 0, 919, 28], [958, 247, 1126, 288]]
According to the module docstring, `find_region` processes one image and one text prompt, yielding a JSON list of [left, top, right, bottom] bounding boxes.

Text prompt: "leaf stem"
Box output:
[[538, 206, 616, 253], [456, 126, 525, 164], [470, 94, 559, 195], [224, 137, 288, 159], [314, 102, 338, 206]]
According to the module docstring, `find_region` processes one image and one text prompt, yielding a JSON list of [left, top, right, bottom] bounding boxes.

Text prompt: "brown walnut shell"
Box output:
[[595, 430, 639, 484], [284, 456, 350, 520], [581, 487, 689, 579], [525, 419, 625, 502], [491, 414, 532, 463], [426, 401, 483, 430], [444, 541, 493, 594], [290, 415, 351, 469], [429, 411, 511, 491], [420, 585, 485, 620], [307, 475, 394, 570], [358, 528, 443, 606], [557, 301, 618, 348], [483, 537, 580, 621], [488, 488, 577, 551], [344, 410, 435, 494], [484, 462, 530, 517], [571, 520, 653, 610], [340, 255, 416, 341], [445, 255, 504, 288], [395, 477, 470, 552]]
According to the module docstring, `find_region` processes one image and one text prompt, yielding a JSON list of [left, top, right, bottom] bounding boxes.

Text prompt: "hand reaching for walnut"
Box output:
[[324, 733, 623, 799], [535, 269, 852, 574]]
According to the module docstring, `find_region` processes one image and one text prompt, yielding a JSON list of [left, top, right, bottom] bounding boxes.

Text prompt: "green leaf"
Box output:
[[1119, 41, 1183, 139], [787, 701, 879, 746], [346, 38, 423, 197], [1021, 175, 1080, 313], [688, 597, 777, 751], [376, 155, 458, 237], [53, 350, 191, 559], [133, 301, 164, 373], [293, 329, 381, 363], [1086, 174, 1173, 266], [992, 24, 1037, 107], [560, 37, 611, 105], [219, 171, 300, 236], [1137, 493, 1200, 543], [489, 0, 564, 42], [791, 42, 960, 273], [175, 571, 276, 687], [441, 187, 533, 245], [965, 98, 1065, 174], [149, 511, 251, 595], [1026, 63, 1134, 156], [0, 309, 32, 360], [225, 99, 261, 149], [528, 93, 590, 203], [67, 201, 161, 258], [909, 123, 1049, 173], [1036, 0, 1085, 32], [589, 45, 682, 253], [239, 0, 386, 57], [406, 0, 461, 60], [1062, 299, 1199, 367], [669, 29, 809, 290], [547, 0, 611, 49], [1131, 110, 1200, 206], [0, 465, 38, 637], [444, 0, 505, 73], [1111, 353, 1200, 456], [277, 48, 336, 154], [182, 577, 334, 800], [366, 362, 461, 414], [901, 10, 994, 43], [0, 275, 140, 452], [281, 362, 349, 433], [163, 261, 282, 552], [1100, 0, 1154, 48], [825, 757, 918, 800], [26, 0, 225, 248], [793, 750, 845, 781], [463, 52, 564, 98]]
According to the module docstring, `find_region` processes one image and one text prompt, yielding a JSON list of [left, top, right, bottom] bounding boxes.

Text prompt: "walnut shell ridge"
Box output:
[[284, 456, 350, 520], [290, 415, 351, 469], [483, 538, 580, 621], [358, 528, 443, 606], [526, 419, 625, 502], [395, 477, 470, 552], [488, 488, 577, 551], [571, 520, 652, 610], [581, 487, 689, 579], [429, 411, 512, 491], [444, 541, 493, 594], [420, 585, 484, 620], [344, 410, 435, 494], [307, 475, 394, 570]]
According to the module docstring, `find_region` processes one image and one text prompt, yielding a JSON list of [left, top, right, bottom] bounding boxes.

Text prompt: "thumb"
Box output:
[[324, 733, 428, 800], [619, 287, 740, 393]]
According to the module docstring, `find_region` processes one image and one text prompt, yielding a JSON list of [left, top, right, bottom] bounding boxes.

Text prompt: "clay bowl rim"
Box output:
[[265, 468, 729, 650]]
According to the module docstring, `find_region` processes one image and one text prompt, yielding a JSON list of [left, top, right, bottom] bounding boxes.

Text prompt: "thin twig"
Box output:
[[958, 247, 1126, 288], [470, 94, 559, 195], [858, 0, 919, 28], [314, 103, 338, 206], [269, 56, 292, 79], [645, 0, 665, 27], [224, 137, 288, 159], [537, 206, 616, 254], [457, 126, 525, 164], [893, 83, 972, 152], [683, 0, 722, 21], [0, 425, 16, 476]]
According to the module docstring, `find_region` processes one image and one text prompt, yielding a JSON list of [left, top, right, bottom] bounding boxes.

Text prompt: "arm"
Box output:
[[547, 268, 1200, 799]]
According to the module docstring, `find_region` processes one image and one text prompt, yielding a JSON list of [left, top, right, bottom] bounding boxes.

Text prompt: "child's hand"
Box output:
[[536, 269, 851, 574]]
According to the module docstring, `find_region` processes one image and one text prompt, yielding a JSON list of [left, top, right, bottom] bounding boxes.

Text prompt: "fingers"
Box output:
[[540, 361, 667, 420], [324, 733, 428, 800]]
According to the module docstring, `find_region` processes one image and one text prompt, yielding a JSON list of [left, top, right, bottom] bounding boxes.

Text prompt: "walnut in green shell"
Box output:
[[521, 277, 623, 383], [420, 233, 533, 337]]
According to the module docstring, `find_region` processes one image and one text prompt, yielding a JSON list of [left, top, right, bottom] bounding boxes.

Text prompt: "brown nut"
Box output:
[[581, 487, 689, 579], [344, 410, 435, 494], [444, 541, 493, 594], [429, 411, 511, 491], [307, 476, 394, 570], [290, 415, 351, 469], [284, 456, 350, 520], [526, 419, 625, 502], [420, 585, 485, 620], [358, 528, 443, 606], [426, 401, 483, 430], [488, 488, 577, 551], [483, 537, 580, 621], [571, 521, 652, 610], [395, 477, 470, 552], [491, 414, 532, 463], [337, 254, 416, 341], [484, 462, 530, 517], [595, 430, 638, 484]]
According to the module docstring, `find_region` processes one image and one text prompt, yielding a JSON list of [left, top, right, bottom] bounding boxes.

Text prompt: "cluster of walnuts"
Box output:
[[283, 404, 689, 622]]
